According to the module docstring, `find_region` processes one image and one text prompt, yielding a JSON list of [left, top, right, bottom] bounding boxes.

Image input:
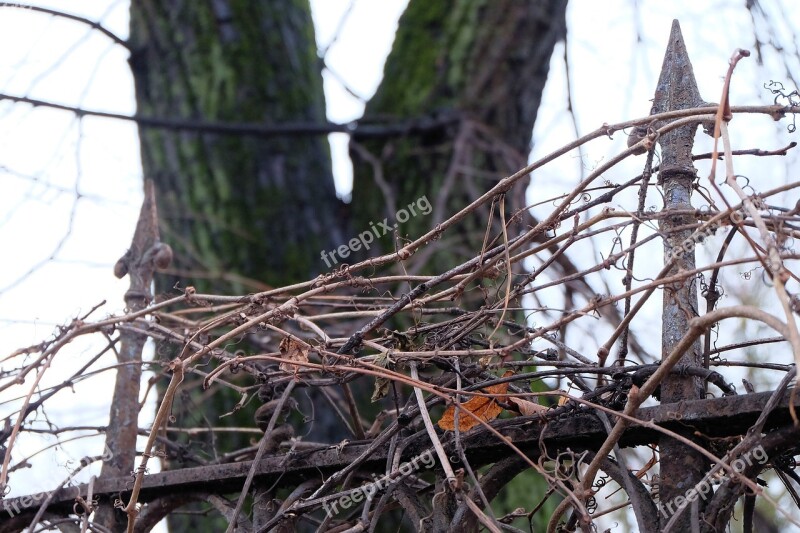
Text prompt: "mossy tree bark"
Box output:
[[126, 0, 566, 530], [127, 1, 343, 531], [350, 1, 568, 530], [351, 0, 566, 275], [129, 0, 344, 292]]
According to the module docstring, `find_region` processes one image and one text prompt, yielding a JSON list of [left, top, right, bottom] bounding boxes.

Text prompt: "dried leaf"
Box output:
[[478, 355, 495, 367], [371, 351, 394, 402], [508, 397, 547, 416], [279, 336, 309, 374], [438, 372, 512, 431], [371, 379, 390, 403], [389, 330, 416, 351], [557, 390, 569, 406]]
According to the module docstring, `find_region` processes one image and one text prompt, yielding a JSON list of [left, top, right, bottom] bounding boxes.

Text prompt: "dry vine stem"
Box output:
[[4, 31, 800, 533]]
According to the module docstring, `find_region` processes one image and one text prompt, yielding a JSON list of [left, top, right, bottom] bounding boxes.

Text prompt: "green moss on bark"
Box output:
[[129, 2, 344, 529], [350, 2, 568, 529], [130, 0, 343, 292]]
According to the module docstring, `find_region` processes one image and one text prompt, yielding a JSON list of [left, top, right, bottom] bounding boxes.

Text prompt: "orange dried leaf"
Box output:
[[437, 373, 511, 431], [279, 337, 309, 374]]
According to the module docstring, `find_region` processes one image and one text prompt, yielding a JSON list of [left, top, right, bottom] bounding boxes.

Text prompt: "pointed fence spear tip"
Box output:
[[648, 19, 706, 176]]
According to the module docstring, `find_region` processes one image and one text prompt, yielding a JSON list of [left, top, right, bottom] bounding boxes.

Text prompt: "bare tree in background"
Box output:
[[126, 1, 565, 531]]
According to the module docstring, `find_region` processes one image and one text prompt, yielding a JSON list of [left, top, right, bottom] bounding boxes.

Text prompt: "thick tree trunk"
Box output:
[[129, 0, 344, 291], [124, 0, 565, 530], [351, 1, 567, 529], [351, 0, 566, 275], [126, 1, 343, 531]]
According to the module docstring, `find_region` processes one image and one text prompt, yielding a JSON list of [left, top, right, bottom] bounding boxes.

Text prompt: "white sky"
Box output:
[[1, 0, 800, 530]]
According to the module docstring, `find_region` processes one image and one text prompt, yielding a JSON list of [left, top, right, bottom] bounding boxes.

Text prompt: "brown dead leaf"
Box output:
[[371, 351, 393, 402], [371, 377, 390, 403], [508, 397, 548, 416], [437, 372, 512, 431], [279, 336, 309, 374]]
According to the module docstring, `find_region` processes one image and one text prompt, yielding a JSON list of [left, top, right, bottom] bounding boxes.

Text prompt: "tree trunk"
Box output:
[[351, 0, 566, 275], [125, 0, 565, 530], [127, 1, 342, 531], [129, 0, 344, 292], [351, 1, 567, 529]]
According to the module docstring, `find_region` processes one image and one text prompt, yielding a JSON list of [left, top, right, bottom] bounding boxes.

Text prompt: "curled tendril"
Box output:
[[611, 235, 623, 253], [334, 263, 351, 278], [702, 282, 725, 305], [739, 175, 756, 196], [586, 495, 598, 514], [764, 80, 800, 132], [698, 273, 709, 294], [593, 474, 609, 490], [74, 499, 98, 515]]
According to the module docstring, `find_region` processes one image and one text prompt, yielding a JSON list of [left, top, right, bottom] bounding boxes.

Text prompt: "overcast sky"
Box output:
[[4, 0, 798, 352], [2, 0, 799, 529]]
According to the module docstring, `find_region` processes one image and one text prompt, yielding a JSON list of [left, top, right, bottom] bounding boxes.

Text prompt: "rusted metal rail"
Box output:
[[2, 390, 797, 529]]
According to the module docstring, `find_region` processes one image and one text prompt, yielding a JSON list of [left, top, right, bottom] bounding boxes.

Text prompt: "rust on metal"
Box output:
[[649, 20, 710, 529]]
